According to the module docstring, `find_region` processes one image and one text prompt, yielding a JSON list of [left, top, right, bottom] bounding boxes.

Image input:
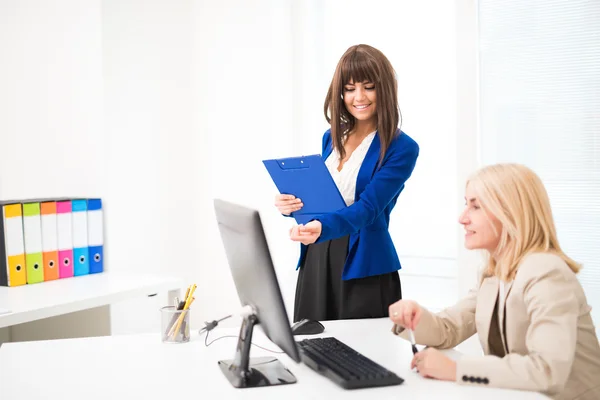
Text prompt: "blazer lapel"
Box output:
[[355, 132, 380, 201], [498, 280, 514, 353], [476, 277, 500, 355]]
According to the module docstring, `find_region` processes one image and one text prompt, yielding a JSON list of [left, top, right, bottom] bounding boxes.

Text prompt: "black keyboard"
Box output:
[[297, 337, 404, 389]]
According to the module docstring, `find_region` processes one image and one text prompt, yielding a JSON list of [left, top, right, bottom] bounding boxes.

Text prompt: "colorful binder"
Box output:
[[87, 198, 104, 274], [40, 201, 59, 281], [56, 200, 74, 278], [22, 202, 45, 284], [71, 199, 89, 276], [0, 202, 27, 286]]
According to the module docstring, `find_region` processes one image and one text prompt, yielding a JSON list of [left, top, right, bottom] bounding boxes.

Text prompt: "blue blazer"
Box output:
[[297, 129, 419, 280]]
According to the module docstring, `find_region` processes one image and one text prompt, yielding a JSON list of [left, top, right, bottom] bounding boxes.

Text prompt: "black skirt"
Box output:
[[293, 236, 402, 322]]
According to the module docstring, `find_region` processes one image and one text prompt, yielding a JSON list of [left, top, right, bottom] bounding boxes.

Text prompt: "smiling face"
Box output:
[[459, 183, 503, 253], [343, 79, 377, 127]]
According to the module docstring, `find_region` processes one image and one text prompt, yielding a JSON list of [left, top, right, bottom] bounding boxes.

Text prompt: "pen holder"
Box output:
[[161, 306, 190, 343]]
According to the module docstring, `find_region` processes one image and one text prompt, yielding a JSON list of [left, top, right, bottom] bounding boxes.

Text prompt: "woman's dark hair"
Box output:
[[324, 44, 401, 163]]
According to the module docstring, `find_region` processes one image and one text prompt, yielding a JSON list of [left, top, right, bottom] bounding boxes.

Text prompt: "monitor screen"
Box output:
[[213, 198, 300, 388]]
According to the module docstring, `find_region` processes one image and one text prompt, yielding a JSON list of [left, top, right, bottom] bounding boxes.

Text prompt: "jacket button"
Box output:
[[475, 377, 482, 383], [462, 375, 468, 382], [483, 378, 489, 384], [468, 377, 475, 382]]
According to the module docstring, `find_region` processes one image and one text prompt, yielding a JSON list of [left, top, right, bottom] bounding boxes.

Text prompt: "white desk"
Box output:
[[0, 318, 547, 400], [0, 272, 183, 342]]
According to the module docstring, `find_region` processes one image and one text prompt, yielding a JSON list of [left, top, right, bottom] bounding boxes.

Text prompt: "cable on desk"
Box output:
[[199, 314, 284, 354], [198, 314, 233, 335], [204, 330, 284, 354]]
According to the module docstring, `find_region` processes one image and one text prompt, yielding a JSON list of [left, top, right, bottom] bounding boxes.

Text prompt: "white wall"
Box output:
[[101, 0, 199, 334], [455, 0, 484, 295], [191, 0, 299, 326], [0, 0, 473, 336], [0, 0, 105, 198]]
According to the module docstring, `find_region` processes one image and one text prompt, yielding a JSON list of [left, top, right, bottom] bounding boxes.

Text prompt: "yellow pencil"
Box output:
[[187, 284, 197, 302]]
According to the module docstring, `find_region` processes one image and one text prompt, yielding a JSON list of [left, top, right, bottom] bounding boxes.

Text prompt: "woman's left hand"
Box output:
[[411, 348, 457, 381], [289, 221, 322, 245]]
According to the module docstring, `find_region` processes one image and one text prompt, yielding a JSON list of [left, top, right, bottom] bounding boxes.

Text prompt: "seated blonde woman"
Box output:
[[389, 163, 600, 400]]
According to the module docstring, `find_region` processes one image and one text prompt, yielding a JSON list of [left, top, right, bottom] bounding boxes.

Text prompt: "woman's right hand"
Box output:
[[274, 194, 303, 216], [389, 300, 422, 330]]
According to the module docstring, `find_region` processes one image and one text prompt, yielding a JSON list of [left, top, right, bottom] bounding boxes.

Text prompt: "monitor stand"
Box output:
[[218, 312, 297, 388]]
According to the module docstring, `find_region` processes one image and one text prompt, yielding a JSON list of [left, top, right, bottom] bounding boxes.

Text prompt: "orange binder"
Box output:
[[40, 201, 59, 281]]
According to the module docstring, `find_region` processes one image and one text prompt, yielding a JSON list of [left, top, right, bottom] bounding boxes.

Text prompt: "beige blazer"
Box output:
[[393, 253, 600, 400]]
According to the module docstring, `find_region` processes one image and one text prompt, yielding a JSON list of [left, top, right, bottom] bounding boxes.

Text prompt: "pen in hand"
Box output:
[[409, 328, 418, 355]]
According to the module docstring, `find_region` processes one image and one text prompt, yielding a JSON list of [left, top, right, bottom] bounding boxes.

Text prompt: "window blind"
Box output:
[[478, 0, 600, 326]]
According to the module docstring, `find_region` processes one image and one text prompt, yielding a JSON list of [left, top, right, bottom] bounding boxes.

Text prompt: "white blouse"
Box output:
[[325, 131, 376, 206]]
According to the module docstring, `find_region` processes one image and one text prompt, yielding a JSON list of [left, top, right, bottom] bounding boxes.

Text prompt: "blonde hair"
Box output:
[[467, 163, 580, 281]]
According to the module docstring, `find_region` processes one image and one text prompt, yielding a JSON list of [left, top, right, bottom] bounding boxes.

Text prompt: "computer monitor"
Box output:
[[213, 198, 301, 388]]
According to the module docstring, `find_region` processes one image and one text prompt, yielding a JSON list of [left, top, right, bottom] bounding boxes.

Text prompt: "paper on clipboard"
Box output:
[[263, 154, 346, 224]]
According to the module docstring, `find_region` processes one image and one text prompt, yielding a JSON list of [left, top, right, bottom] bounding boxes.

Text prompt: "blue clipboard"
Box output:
[[263, 154, 346, 224]]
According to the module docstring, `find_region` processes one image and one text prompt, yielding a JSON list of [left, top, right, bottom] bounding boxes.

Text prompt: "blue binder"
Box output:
[[263, 154, 346, 224]]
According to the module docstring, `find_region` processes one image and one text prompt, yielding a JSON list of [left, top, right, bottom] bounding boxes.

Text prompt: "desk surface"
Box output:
[[0, 272, 183, 328], [0, 318, 547, 400]]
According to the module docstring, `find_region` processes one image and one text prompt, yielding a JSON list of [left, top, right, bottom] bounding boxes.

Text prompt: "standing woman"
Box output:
[[275, 44, 420, 322]]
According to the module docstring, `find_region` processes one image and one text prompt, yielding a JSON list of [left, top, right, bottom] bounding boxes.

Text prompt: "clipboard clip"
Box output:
[[277, 157, 310, 170]]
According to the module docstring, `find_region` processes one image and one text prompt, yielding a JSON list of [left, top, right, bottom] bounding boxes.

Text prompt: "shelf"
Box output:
[[0, 272, 183, 328]]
